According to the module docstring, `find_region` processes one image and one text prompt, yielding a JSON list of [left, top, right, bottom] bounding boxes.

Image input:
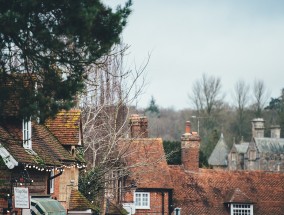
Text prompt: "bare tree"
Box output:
[[189, 73, 224, 117], [78, 43, 153, 211], [252, 79, 270, 117], [232, 79, 250, 141]]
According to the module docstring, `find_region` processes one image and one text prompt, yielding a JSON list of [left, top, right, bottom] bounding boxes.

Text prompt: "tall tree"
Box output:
[[232, 80, 250, 141], [189, 73, 224, 117], [188, 73, 225, 165], [79, 44, 148, 211], [0, 0, 131, 121], [265, 88, 284, 137], [252, 79, 270, 117], [145, 96, 160, 116]]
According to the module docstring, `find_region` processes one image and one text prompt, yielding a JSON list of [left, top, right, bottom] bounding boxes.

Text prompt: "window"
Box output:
[[23, 118, 32, 149], [231, 152, 237, 161], [134, 192, 150, 209], [249, 150, 257, 160], [50, 169, 54, 194], [231, 204, 253, 215]]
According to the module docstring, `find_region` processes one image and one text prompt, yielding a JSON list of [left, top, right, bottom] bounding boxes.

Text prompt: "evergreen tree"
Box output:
[[145, 96, 160, 116], [163, 141, 181, 165], [265, 88, 284, 137], [0, 0, 131, 121]]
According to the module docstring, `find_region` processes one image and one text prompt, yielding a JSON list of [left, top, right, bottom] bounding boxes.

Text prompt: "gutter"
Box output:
[[48, 170, 63, 181]]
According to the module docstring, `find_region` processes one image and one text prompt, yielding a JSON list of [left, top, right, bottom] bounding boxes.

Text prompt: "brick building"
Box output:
[[0, 110, 94, 214], [119, 115, 284, 215]]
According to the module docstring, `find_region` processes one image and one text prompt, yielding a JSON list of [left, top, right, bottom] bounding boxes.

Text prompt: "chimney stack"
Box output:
[[251, 118, 265, 138], [181, 121, 201, 172], [129, 114, 148, 138], [270, 125, 281, 138]]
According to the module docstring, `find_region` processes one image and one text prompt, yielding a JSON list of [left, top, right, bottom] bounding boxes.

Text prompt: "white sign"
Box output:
[[122, 203, 136, 215], [14, 187, 30, 209]]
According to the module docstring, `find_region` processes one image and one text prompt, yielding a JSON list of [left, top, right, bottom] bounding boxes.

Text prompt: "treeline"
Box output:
[[141, 74, 284, 166]]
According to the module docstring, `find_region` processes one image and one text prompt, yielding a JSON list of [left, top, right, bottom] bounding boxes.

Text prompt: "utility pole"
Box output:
[[191, 116, 208, 134]]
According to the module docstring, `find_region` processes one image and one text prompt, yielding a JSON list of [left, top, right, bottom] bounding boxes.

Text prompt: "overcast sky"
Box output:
[[104, 0, 284, 110]]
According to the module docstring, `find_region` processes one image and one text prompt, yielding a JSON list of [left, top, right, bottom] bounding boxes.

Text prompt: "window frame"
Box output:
[[230, 203, 253, 215], [50, 169, 55, 194], [134, 192, 150, 209], [22, 118, 32, 149]]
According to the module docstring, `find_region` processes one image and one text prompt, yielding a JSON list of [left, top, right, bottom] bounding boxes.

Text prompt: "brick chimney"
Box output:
[[270, 125, 281, 138], [181, 121, 201, 172], [129, 114, 148, 138], [251, 118, 265, 138]]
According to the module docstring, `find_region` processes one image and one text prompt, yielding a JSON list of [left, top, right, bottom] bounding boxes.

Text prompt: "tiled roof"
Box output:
[[234, 142, 249, 153], [254, 137, 284, 153], [169, 167, 284, 215], [208, 134, 229, 166], [121, 138, 173, 189], [69, 189, 95, 211], [224, 188, 253, 204], [45, 110, 82, 146], [0, 119, 76, 167]]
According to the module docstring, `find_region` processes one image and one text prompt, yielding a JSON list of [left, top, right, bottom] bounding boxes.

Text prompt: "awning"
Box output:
[[31, 197, 66, 215]]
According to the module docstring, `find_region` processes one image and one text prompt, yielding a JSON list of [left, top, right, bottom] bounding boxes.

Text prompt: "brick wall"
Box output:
[[181, 136, 200, 172], [135, 191, 170, 215]]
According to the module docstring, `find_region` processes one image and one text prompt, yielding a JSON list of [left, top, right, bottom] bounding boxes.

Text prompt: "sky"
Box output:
[[104, 0, 284, 110]]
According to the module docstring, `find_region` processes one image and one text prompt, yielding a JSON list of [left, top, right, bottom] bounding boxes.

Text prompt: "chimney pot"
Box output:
[[185, 121, 191, 133]]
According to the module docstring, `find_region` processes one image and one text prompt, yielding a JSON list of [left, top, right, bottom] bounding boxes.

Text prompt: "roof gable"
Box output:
[[234, 142, 249, 153], [225, 188, 253, 204], [121, 138, 173, 189]]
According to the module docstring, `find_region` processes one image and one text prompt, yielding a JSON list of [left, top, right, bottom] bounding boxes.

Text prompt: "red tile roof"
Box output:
[[0, 121, 75, 166], [169, 167, 284, 215], [121, 138, 173, 189], [45, 110, 82, 146]]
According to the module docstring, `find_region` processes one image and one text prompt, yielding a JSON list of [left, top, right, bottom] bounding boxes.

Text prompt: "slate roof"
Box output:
[[45, 110, 82, 146], [169, 167, 284, 215], [208, 134, 229, 166], [254, 137, 284, 154], [234, 142, 249, 153], [121, 138, 173, 189]]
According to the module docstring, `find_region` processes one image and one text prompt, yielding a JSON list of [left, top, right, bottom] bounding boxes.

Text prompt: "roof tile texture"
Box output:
[[0, 115, 77, 166], [121, 138, 173, 189], [45, 110, 81, 146], [169, 167, 284, 215], [69, 189, 94, 211]]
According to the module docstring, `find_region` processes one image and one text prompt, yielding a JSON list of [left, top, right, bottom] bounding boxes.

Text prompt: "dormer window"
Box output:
[[230, 203, 253, 215], [23, 118, 32, 149]]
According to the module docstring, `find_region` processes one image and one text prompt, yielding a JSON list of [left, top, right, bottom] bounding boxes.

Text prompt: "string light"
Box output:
[[22, 162, 86, 172]]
